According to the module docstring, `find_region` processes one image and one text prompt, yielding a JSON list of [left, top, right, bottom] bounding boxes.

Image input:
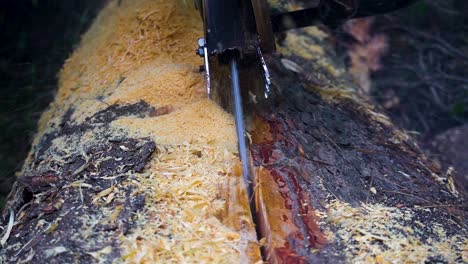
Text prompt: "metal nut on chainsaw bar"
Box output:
[[196, 38, 206, 57]]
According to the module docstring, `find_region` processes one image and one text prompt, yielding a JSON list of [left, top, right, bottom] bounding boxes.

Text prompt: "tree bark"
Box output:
[[252, 52, 465, 263]]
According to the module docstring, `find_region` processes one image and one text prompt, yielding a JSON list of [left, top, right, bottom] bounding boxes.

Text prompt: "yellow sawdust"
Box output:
[[121, 145, 259, 264], [304, 26, 328, 40], [112, 99, 238, 151], [277, 27, 343, 79], [323, 200, 465, 263], [106, 62, 206, 109], [278, 32, 324, 60], [58, 0, 202, 107]]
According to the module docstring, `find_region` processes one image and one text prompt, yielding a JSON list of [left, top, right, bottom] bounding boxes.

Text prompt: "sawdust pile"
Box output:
[[121, 146, 258, 263], [322, 200, 467, 263], [58, 0, 203, 105], [24, 0, 260, 262], [277, 27, 343, 79]]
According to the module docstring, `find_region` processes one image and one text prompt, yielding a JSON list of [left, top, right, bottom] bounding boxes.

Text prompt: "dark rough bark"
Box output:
[[1, 102, 156, 263], [249, 47, 466, 263], [425, 124, 468, 194], [260, 57, 459, 207]]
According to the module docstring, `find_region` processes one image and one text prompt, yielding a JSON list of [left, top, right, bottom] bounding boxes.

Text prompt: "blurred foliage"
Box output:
[[0, 0, 105, 207], [452, 103, 464, 116], [369, 0, 468, 134]]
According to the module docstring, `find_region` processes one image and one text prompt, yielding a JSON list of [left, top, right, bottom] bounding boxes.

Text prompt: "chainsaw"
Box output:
[[194, 0, 418, 198]]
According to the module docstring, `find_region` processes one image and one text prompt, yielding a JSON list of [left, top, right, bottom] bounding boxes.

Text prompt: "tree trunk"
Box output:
[[1, 0, 465, 263]]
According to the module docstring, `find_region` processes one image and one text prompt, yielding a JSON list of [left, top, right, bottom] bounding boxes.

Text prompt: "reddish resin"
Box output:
[[251, 116, 327, 262]]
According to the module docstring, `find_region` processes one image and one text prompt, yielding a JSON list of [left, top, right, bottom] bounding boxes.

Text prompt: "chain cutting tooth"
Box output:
[[257, 47, 271, 99], [196, 38, 211, 98]]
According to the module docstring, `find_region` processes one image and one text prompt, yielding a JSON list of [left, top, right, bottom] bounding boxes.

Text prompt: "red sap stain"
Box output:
[[274, 247, 307, 264], [252, 115, 328, 259]]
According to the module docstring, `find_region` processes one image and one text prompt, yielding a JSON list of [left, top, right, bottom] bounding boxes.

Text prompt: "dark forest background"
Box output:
[[0, 0, 466, 208], [0, 0, 106, 208], [354, 0, 468, 193]]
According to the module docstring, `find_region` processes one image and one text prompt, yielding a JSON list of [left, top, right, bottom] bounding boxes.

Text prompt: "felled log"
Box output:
[[1, 1, 259, 263], [0, 0, 466, 263]]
